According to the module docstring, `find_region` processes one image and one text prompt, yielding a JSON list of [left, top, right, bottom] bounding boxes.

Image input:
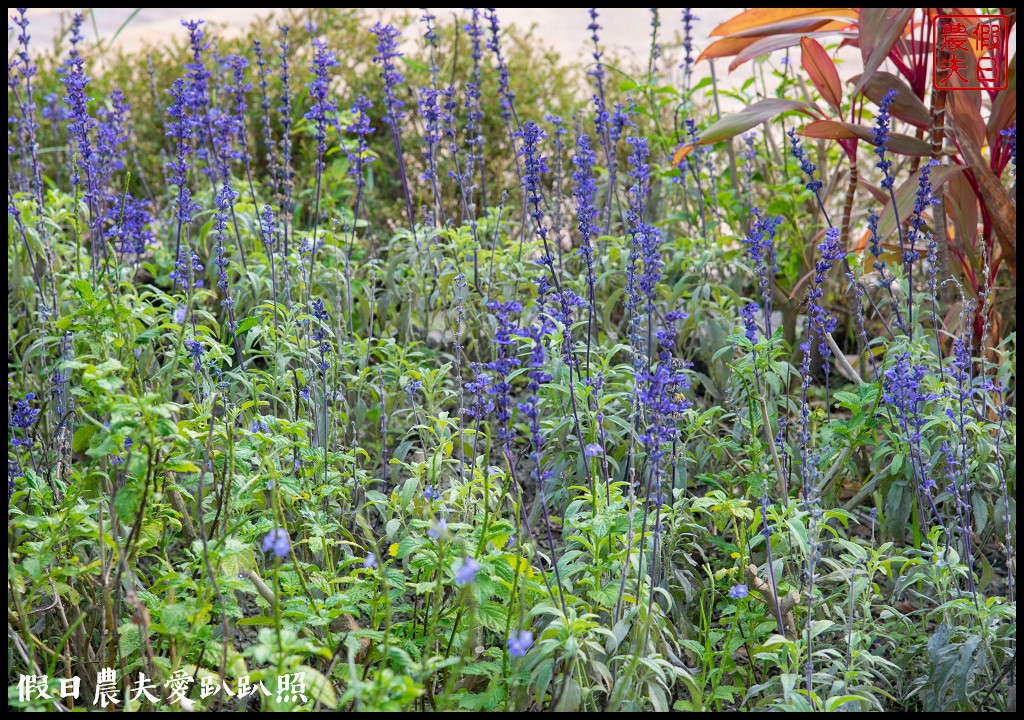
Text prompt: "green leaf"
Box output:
[[113, 482, 142, 524], [673, 99, 821, 164], [554, 679, 581, 712], [295, 666, 337, 708], [72, 425, 100, 452]]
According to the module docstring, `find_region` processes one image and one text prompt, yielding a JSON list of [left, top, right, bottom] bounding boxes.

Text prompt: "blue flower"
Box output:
[[584, 443, 603, 458], [304, 38, 339, 170], [729, 584, 749, 599], [427, 518, 447, 539], [506, 629, 534, 658], [740, 302, 760, 342], [363, 552, 377, 569], [261, 528, 290, 558], [873, 89, 898, 188], [424, 485, 437, 501], [454, 556, 481, 585], [787, 128, 822, 194], [10, 393, 40, 431]]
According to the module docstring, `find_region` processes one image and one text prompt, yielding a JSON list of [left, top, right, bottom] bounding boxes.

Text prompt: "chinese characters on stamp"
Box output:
[[16, 670, 309, 708], [934, 14, 1009, 90]]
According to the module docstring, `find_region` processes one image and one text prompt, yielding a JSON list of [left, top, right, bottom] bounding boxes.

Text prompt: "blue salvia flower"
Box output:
[[277, 26, 295, 230], [169, 248, 205, 290], [463, 9, 485, 202], [515, 120, 553, 265], [259, 204, 278, 248], [10, 8, 44, 208], [302, 36, 338, 300], [224, 55, 252, 174], [506, 629, 534, 658], [681, 9, 698, 90], [421, 9, 441, 93], [10, 393, 40, 448], [94, 89, 129, 196], [371, 22, 418, 240], [787, 127, 822, 193], [545, 113, 568, 248], [418, 83, 445, 183], [873, 89, 898, 188], [1001, 121, 1015, 172], [9, 459, 24, 508], [742, 210, 781, 337], [741, 302, 760, 342], [305, 39, 339, 173], [62, 14, 99, 209], [906, 158, 939, 265], [406, 380, 422, 398], [586, 9, 611, 162], [682, 118, 711, 239], [50, 353, 70, 421], [866, 211, 884, 268], [808, 228, 844, 406], [454, 556, 481, 585], [212, 184, 239, 330], [371, 23, 405, 127], [516, 315, 554, 476], [637, 221, 664, 316], [41, 92, 68, 122], [485, 300, 523, 443], [648, 8, 662, 71], [253, 39, 279, 196], [627, 136, 652, 216], [184, 338, 205, 372], [109, 192, 154, 259], [165, 78, 201, 289], [882, 352, 951, 542], [485, 10, 516, 125], [182, 20, 212, 163], [573, 132, 599, 291], [261, 528, 290, 559], [346, 95, 375, 192], [465, 362, 494, 420], [609, 101, 637, 148], [311, 298, 332, 372], [903, 158, 939, 329]]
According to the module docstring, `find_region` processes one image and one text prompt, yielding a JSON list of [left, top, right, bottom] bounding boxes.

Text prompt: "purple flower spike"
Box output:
[[506, 629, 534, 658], [454, 556, 481, 585], [427, 518, 447, 539], [261, 528, 290, 558]]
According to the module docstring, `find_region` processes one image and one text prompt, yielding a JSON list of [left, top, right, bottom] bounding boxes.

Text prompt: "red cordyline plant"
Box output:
[[674, 8, 1016, 343]]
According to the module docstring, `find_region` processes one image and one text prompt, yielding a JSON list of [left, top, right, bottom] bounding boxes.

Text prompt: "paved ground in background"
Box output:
[[13, 7, 735, 73]]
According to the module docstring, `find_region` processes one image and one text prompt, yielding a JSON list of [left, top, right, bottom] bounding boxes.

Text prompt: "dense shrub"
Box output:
[[8, 7, 1016, 712]]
